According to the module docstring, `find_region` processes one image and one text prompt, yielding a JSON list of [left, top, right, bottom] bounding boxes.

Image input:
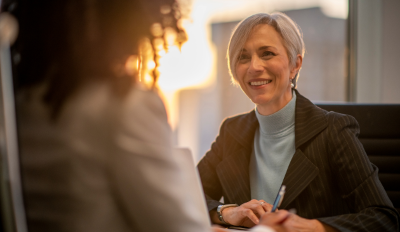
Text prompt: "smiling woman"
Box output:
[[197, 12, 399, 232]]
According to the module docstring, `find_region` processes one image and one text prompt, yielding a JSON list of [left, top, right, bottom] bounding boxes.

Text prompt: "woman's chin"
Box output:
[[250, 94, 273, 104]]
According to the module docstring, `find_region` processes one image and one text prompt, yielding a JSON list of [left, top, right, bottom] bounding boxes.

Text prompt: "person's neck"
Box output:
[[257, 90, 293, 116]]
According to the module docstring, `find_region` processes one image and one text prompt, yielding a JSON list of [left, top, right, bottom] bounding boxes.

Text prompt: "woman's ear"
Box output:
[[290, 54, 302, 77]]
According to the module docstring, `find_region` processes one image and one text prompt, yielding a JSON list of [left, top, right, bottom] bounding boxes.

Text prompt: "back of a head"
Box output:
[[2, 0, 183, 118]]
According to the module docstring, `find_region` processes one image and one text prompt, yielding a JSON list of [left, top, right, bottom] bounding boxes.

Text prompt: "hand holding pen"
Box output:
[[259, 185, 338, 232]]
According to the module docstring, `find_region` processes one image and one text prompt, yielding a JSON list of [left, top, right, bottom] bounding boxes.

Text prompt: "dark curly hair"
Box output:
[[2, 0, 185, 118]]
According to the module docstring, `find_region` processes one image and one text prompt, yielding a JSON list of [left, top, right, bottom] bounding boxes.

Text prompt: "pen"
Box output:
[[271, 185, 286, 212]]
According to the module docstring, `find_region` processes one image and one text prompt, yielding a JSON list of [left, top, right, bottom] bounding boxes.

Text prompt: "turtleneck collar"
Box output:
[[255, 91, 297, 136]]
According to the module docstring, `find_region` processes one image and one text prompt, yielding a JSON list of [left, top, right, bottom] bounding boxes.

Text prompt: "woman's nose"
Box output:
[[248, 56, 263, 74]]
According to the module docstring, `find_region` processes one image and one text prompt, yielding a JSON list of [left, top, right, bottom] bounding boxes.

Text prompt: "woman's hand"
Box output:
[[222, 199, 273, 227], [258, 210, 293, 232], [279, 213, 339, 232]]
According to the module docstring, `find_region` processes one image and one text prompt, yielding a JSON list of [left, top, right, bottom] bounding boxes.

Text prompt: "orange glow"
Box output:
[[137, 37, 157, 88], [150, 23, 164, 37], [156, 16, 215, 128], [125, 55, 138, 76], [144, 74, 154, 85], [153, 38, 165, 53], [147, 60, 156, 70], [164, 27, 177, 46]]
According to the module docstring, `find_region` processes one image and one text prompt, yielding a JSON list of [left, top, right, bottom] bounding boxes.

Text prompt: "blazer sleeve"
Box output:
[[108, 89, 211, 232], [197, 120, 228, 212], [317, 113, 399, 232]]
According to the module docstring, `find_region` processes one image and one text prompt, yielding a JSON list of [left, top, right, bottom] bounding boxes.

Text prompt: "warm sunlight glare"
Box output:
[[125, 55, 138, 76], [157, 16, 215, 128]]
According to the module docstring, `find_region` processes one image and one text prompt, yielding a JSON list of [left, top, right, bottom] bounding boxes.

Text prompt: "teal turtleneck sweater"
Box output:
[[249, 92, 296, 204]]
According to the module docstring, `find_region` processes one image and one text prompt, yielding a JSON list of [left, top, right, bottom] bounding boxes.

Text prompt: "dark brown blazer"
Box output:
[[197, 90, 399, 232]]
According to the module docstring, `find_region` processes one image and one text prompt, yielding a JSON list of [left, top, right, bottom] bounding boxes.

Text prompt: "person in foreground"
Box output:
[[197, 12, 399, 232], [4, 0, 299, 231]]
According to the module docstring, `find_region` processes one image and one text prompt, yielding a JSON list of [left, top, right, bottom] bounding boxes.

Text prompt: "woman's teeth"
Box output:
[[250, 80, 272, 86]]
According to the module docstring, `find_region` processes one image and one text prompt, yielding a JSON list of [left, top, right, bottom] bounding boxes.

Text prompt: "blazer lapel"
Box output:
[[280, 149, 319, 209], [294, 90, 328, 148], [225, 110, 259, 149], [279, 90, 328, 208], [217, 110, 258, 204]]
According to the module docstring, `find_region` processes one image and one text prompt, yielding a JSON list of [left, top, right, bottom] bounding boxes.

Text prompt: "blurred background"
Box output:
[[155, 0, 400, 161]]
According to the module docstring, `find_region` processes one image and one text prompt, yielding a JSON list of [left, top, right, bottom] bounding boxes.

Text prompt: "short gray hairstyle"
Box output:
[[227, 12, 305, 88]]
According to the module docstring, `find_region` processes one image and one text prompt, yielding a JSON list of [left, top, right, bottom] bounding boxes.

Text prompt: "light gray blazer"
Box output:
[[17, 83, 209, 232]]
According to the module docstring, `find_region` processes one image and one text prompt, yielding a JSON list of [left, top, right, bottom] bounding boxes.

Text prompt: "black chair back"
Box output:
[[316, 104, 400, 214]]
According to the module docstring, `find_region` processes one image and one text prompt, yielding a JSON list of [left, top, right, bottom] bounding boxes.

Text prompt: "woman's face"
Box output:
[[235, 24, 301, 115]]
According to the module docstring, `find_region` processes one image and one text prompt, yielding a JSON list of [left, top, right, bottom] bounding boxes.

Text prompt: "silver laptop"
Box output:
[[174, 148, 211, 226], [174, 148, 245, 231]]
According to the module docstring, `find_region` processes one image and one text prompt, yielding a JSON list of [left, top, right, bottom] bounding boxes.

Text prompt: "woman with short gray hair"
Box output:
[[198, 12, 398, 231]]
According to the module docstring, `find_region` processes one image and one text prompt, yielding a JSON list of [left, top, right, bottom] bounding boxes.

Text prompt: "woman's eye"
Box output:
[[238, 54, 250, 62], [262, 51, 274, 57]]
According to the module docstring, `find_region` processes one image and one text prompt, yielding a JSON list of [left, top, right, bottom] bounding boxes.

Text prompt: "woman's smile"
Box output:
[[249, 79, 272, 87]]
